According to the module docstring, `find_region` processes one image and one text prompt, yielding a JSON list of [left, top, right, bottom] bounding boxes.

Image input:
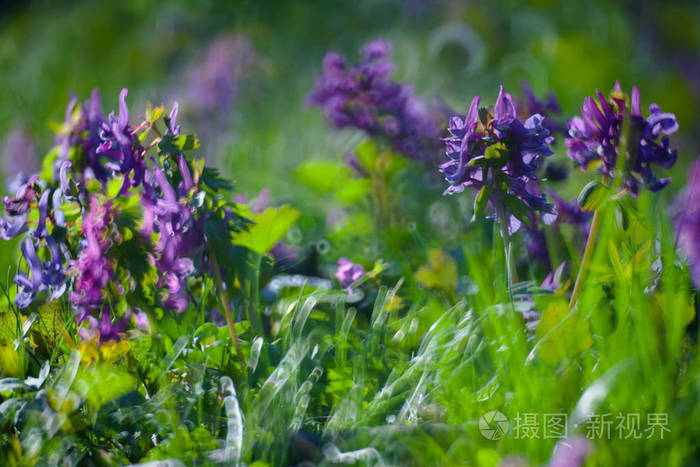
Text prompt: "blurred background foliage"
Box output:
[[1, 0, 699, 186], [1, 0, 699, 279]]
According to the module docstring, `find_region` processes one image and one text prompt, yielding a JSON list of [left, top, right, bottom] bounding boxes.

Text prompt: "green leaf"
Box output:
[[335, 178, 370, 204], [74, 363, 136, 413], [355, 139, 378, 168], [200, 166, 234, 192], [577, 180, 609, 211], [503, 194, 532, 227], [40, 147, 60, 182], [535, 299, 592, 365], [85, 178, 102, 194], [146, 102, 164, 124], [106, 174, 124, 199], [472, 185, 492, 220], [484, 143, 508, 163], [35, 301, 61, 344], [0, 310, 24, 343], [295, 159, 348, 193], [233, 206, 300, 255], [158, 134, 200, 154]]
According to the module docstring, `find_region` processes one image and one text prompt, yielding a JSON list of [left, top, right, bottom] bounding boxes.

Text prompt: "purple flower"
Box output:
[[97, 89, 146, 192], [14, 239, 43, 308], [3, 175, 39, 217], [33, 189, 50, 239], [56, 90, 108, 183], [440, 85, 556, 231], [185, 34, 255, 118], [566, 82, 679, 195], [0, 214, 27, 240], [309, 38, 447, 163], [673, 159, 700, 288], [334, 258, 365, 294], [13, 237, 66, 309], [79, 312, 130, 343], [133, 310, 150, 330], [144, 166, 197, 312], [71, 196, 115, 321]]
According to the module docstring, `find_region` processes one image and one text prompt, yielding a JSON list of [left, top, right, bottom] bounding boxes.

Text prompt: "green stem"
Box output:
[[568, 208, 602, 309], [210, 250, 245, 368], [495, 198, 517, 289]]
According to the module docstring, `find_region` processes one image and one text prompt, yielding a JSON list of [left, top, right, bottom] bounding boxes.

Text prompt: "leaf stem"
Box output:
[[495, 197, 517, 289], [568, 208, 602, 309]]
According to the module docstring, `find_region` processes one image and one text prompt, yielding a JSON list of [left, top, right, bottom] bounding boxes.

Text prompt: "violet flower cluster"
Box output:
[[0, 88, 253, 342], [185, 34, 255, 121], [566, 82, 679, 194], [309, 39, 448, 163], [440, 85, 557, 232]]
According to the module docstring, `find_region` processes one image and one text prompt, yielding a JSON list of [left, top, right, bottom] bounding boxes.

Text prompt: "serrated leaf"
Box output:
[[200, 166, 234, 192], [146, 102, 164, 124], [159, 134, 200, 154]]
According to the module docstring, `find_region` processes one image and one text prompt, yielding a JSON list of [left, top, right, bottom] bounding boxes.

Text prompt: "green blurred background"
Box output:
[[0, 0, 698, 236]]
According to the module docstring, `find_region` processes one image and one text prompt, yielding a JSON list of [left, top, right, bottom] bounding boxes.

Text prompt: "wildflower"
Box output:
[[309, 38, 446, 163], [145, 166, 197, 312], [334, 258, 365, 294], [14, 237, 66, 309], [565, 82, 678, 194], [185, 34, 255, 119], [70, 196, 116, 321], [0, 214, 27, 240], [133, 310, 150, 330], [97, 89, 146, 191], [78, 312, 130, 343], [3, 175, 40, 216], [440, 86, 556, 232], [56, 90, 108, 183]]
